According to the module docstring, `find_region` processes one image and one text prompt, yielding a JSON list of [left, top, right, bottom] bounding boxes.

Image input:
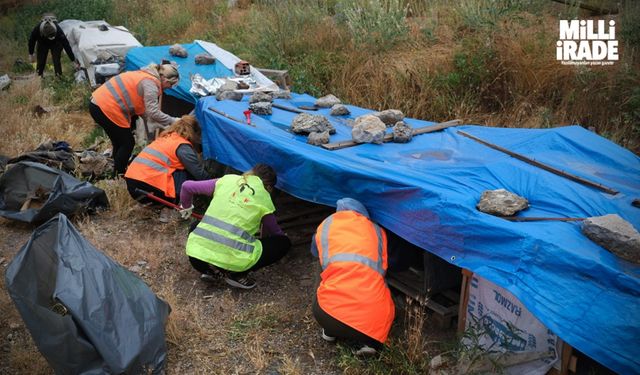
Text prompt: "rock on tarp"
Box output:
[[4, 214, 171, 374], [0, 161, 109, 223]]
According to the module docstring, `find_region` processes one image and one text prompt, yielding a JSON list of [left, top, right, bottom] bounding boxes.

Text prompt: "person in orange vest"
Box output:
[[124, 114, 210, 221], [89, 62, 180, 175], [311, 198, 395, 356]]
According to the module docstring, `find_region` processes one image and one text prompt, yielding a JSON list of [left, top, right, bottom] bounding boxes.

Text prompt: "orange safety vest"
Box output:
[[92, 70, 161, 128], [315, 210, 395, 343], [124, 133, 191, 198]]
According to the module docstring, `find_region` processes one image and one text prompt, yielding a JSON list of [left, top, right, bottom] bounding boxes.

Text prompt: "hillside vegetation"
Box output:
[[1, 0, 638, 153]]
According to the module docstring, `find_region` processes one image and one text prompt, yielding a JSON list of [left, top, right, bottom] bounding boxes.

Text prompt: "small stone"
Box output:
[[351, 115, 386, 144], [315, 94, 341, 108], [307, 131, 330, 146], [128, 265, 143, 274], [0, 74, 10, 91], [216, 90, 243, 101], [291, 113, 335, 134], [392, 121, 413, 143], [169, 44, 188, 57], [582, 214, 640, 263], [219, 80, 239, 92], [249, 91, 273, 104], [194, 53, 216, 65], [476, 189, 529, 216], [330, 104, 350, 116], [272, 90, 291, 99], [136, 260, 147, 266], [371, 109, 404, 126], [249, 101, 272, 115], [430, 354, 448, 369]]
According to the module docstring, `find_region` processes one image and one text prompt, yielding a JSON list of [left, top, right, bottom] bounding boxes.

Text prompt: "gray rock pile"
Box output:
[[372, 109, 404, 126], [392, 121, 413, 143], [169, 44, 188, 57], [352, 115, 386, 144], [216, 80, 243, 101], [582, 214, 640, 263], [249, 91, 273, 104], [249, 101, 272, 115], [330, 104, 350, 116], [291, 113, 335, 135], [315, 94, 341, 108], [307, 131, 331, 146], [476, 189, 529, 216], [194, 53, 215, 65]]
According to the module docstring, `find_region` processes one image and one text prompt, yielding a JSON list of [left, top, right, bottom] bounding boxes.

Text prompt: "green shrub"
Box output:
[[337, 0, 409, 50]]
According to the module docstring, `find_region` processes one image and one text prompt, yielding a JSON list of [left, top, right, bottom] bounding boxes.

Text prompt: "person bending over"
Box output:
[[28, 13, 78, 77], [311, 198, 395, 356], [90, 62, 180, 175], [181, 164, 291, 289]]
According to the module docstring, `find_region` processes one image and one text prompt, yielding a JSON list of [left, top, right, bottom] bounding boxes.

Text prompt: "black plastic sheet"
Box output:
[[0, 161, 108, 223], [5, 214, 171, 374]]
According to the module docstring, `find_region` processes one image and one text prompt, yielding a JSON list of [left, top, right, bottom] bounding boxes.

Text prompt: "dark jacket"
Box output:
[[28, 22, 75, 61]]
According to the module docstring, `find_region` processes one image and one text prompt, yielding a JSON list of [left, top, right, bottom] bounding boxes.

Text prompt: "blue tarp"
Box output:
[[196, 93, 640, 374], [125, 43, 234, 104]]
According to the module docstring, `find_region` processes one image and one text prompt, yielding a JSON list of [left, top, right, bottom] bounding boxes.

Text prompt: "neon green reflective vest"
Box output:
[[186, 174, 275, 272]]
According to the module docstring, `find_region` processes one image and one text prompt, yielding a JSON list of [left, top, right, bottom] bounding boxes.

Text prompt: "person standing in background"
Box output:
[[28, 13, 78, 77]]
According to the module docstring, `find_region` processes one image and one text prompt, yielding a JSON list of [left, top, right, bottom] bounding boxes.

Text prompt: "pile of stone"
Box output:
[[169, 44, 188, 57], [315, 94, 341, 108], [291, 113, 336, 146], [476, 189, 529, 216], [351, 115, 386, 144], [248, 91, 273, 115]]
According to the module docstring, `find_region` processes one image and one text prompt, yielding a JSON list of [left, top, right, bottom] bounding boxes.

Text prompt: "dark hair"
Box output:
[[249, 163, 277, 189]]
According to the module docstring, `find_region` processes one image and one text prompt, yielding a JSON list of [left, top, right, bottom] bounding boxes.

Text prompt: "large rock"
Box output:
[[194, 53, 215, 65], [169, 44, 188, 57], [476, 189, 528, 216], [582, 214, 640, 263], [392, 121, 413, 143], [330, 104, 350, 116], [216, 90, 243, 101], [307, 131, 330, 146], [351, 115, 386, 144], [315, 94, 341, 108], [291, 113, 335, 134], [272, 90, 291, 99], [249, 101, 272, 115], [249, 91, 273, 104], [372, 109, 404, 126]]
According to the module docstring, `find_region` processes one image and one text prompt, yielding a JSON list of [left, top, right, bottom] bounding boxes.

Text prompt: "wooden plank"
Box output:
[[457, 269, 473, 333], [500, 217, 586, 222], [208, 107, 246, 124], [457, 130, 618, 195], [272, 103, 304, 114], [560, 342, 574, 375], [322, 119, 462, 151]]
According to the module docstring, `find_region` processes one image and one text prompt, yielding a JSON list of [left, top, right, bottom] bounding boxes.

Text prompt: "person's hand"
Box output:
[[178, 204, 194, 220], [73, 60, 81, 70], [29, 54, 35, 63]]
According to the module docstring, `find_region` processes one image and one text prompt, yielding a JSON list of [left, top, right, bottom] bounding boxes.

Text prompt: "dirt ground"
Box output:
[[0, 185, 451, 374]]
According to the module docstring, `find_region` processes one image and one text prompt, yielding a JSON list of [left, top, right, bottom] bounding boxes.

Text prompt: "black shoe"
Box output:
[[224, 273, 256, 289]]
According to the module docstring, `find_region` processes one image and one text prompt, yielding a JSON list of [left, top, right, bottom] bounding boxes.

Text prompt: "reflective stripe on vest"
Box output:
[[192, 226, 255, 253], [104, 75, 136, 123], [201, 214, 256, 243], [129, 157, 168, 173], [142, 147, 170, 165], [320, 215, 385, 276]]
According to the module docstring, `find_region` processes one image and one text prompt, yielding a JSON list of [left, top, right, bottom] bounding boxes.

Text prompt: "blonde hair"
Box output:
[[145, 62, 180, 87], [160, 115, 201, 144]]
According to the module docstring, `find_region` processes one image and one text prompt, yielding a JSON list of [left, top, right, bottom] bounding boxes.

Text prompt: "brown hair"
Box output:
[[245, 163, 277, 190], [160, 115, 201, 144]]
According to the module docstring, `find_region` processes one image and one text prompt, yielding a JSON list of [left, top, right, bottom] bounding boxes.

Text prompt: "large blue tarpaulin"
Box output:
[[196, 93, 639, 374], [125, 42, 234, 104]]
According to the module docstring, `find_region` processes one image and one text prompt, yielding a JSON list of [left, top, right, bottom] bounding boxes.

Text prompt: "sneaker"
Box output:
[[200, 273, 217, 283], [224, 273, 256, 289], [321, 329, 336, 342], [355, 345, 377, 356]]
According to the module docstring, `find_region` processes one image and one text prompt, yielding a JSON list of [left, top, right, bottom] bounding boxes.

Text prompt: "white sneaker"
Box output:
[[355, 345, 377, 356], [321, 329, 336, 342]]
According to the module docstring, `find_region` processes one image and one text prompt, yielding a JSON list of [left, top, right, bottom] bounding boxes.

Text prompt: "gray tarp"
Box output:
[[0, 161, 108, 223], [5, 213, 170, 374]]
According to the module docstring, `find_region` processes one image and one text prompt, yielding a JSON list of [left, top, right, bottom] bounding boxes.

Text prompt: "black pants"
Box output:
[[90, 102, 135, 175], [312, 297, 383, 350], [189, 234, 292, 275], [36, 43, 63, 76], [125, 170, 191, 205]]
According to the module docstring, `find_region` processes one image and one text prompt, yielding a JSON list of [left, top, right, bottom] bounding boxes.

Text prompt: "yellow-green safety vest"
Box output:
[[186, 174, 275, 272]]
